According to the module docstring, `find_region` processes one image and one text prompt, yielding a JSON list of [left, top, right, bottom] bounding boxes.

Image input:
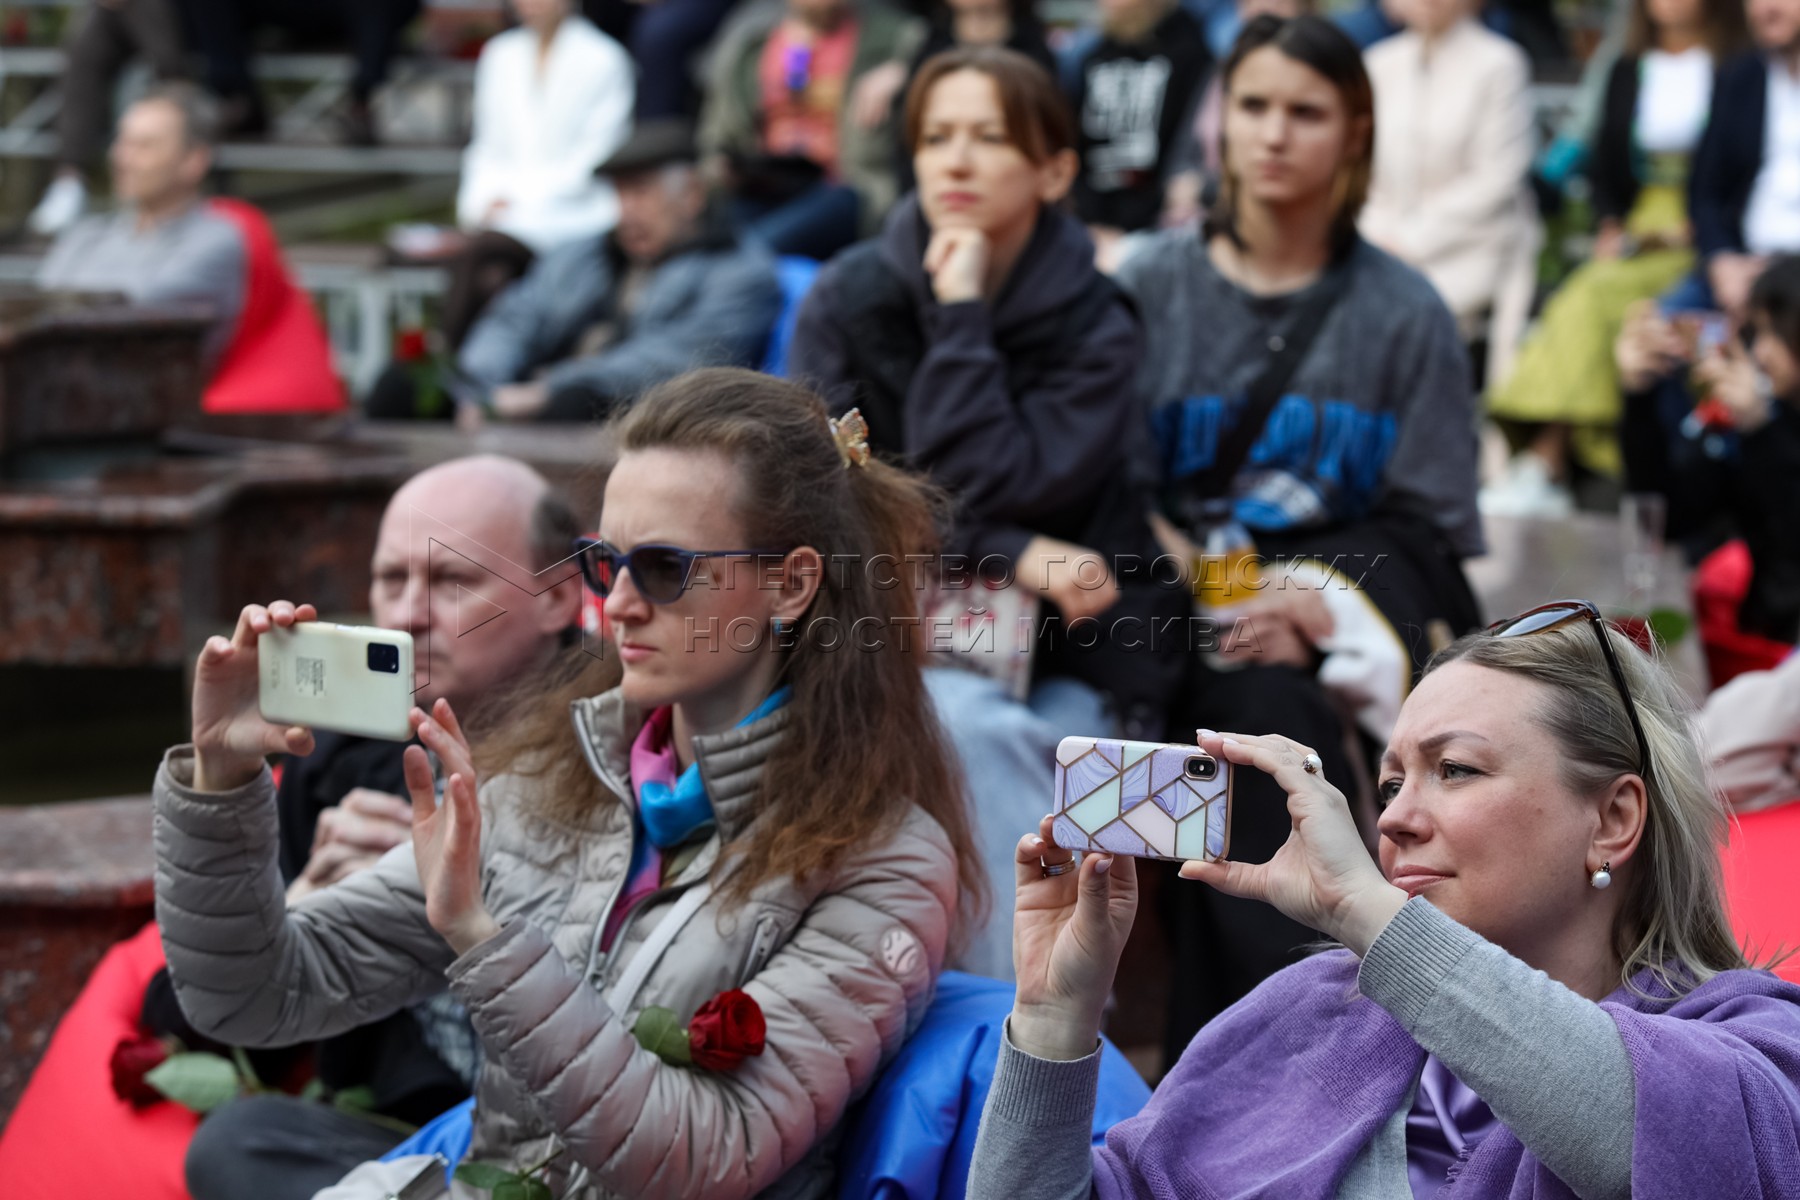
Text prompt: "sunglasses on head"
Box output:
[[1486, 599, 1653, 784], [572, 537, 788, 606]]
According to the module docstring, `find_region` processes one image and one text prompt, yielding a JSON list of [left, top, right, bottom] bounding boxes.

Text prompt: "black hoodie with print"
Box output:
[[1069, 5, 1213, 232]]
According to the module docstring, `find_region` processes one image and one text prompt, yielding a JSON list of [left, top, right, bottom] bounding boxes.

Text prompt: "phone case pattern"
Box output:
[[1053, 737, 1228, 862]]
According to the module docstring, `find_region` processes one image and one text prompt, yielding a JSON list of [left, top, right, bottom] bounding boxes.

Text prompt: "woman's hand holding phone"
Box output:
[[1179, 731, 1404, 957], [407, 700, 500, 956], [192, 600, 319, 793], [1008, 815, 1138, 1062]]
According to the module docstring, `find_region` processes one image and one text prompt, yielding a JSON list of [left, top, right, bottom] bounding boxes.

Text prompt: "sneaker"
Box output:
[[27, 174, 86, 237], [1478, 453, 1575, 518]]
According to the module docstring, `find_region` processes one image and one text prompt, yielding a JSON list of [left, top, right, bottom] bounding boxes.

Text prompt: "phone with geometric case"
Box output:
[[1051, 736, 1232, 863]]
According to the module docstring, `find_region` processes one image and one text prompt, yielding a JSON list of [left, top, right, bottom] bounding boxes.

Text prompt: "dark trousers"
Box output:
[[365, 364, 622, 422], [59, 0, 188, 169], [441, 230, 535, 349], [732, 182, 860, 262], [186, 1093, 408, 1200], [585, 0, 741, 119], [176, 0, 421, 101], [1160, 661, 1354, 1063]]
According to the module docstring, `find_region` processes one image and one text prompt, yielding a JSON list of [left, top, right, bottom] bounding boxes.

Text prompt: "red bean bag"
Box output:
[[1722, 804, 1800, 985], [1694, 539, 1794, 690], [203, 197, 345, 415], [0, 922, 197, 1200]]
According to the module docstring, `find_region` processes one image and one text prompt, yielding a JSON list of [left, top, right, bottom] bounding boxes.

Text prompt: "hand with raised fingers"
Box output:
[[1008, 815, 1138, 1061], [1178, 730, 1404, 957], [192, 601, 320, 793], [407, 699, 500, 955]]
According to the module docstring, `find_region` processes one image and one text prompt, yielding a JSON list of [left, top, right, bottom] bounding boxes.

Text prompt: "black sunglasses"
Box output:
[[1486, 599, 1653, 783], [572, 536, 787, 605]]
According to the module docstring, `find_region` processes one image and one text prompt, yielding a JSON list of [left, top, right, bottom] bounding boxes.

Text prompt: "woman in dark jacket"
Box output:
[[1621, 256, 1800, 648], [791, 44, 1174, 717], [789, 46, 1181, 979]]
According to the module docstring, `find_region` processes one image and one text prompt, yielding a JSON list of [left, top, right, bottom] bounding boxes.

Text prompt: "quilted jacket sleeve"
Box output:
[[443, 806, 959, 1200], [152, 745, 455, 1047]]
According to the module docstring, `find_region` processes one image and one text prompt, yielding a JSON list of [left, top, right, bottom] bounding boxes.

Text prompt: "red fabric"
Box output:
[[203, 198, 345, 414], [1722, 804, 1800, 985], [1693, 539, 1794, 689], [0, 923, 198, 1199]]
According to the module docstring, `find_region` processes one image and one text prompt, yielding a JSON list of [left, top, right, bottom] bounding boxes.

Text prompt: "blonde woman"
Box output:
[[968, 599, 1800, 1198]]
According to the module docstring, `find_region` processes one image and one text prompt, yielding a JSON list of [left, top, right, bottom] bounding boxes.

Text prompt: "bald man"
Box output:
[[172, 456, 585, 1200]]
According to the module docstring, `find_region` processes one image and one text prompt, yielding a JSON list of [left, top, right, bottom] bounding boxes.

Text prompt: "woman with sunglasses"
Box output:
[[149, 369, 984, 1199], [966, 600, 1800, 1199]]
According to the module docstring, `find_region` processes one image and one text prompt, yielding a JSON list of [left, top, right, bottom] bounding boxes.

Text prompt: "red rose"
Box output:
[[109, 1034, 171, 1108], [688, 989, 766, 1072], [394, 329, 429, 363]]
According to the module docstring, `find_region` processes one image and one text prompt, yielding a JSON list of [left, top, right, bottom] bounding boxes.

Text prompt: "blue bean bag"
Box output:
[[835, 971, 1150, 1199], [761, 255, 820, 378], [383, 972, 1151, 1198]]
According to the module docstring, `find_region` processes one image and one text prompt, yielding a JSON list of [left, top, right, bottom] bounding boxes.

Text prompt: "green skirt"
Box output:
[[1487, 184, 1693, 478]]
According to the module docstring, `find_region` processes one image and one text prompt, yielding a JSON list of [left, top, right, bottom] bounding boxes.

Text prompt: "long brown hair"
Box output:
[[902, 45, 1075, 164], [1624, 0, 1747, 60], [483, 370, 987, 928], [1207, 14, 1374, 254]]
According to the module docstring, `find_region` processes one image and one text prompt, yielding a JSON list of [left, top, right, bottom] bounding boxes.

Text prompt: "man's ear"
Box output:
[[182, 146, 212, 189], [533, 569, 586, 637]]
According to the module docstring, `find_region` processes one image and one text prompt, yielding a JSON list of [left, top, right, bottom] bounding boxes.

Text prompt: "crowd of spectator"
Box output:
[[7, 0, 1800, 1196]]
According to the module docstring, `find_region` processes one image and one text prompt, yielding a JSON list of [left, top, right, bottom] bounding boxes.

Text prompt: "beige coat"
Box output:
[[1359, 19, 1541, 384], [152, 693, 957, 1199], [1701, 652, 1800, 813]]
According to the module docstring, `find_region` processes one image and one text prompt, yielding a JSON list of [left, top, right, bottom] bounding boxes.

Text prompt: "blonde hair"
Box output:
[[1426, 623, 1757, 999]]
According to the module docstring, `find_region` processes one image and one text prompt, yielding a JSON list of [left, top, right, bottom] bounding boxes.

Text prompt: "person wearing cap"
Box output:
[[436, 0, 635, 346], [369, 120, 783, 424]]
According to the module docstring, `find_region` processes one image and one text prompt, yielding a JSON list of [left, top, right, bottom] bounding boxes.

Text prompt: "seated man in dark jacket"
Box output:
[[371, 120, 783, 424], [175, 455, 586, 1200]]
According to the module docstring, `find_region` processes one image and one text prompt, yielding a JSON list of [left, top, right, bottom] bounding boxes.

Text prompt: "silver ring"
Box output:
[[1301, 753, 1323, 775], [1041, 859, 1076, 878]]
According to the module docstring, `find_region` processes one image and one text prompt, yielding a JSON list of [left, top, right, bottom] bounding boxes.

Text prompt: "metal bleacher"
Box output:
[[0, 0, 1599, 392], [0, 0, 507, 388], [0, 48, 470, 175]]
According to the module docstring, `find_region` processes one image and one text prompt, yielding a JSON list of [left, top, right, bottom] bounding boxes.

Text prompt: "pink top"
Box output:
[[757, 18, 858, 177], [599, 707, 676, 953]]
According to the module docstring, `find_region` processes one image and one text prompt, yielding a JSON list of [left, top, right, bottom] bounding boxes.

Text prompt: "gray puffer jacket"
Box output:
[[153, 691, 957, 1199]]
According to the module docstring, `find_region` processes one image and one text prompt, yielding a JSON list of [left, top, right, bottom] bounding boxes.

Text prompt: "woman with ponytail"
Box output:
[[148, 368, 984, 1200]]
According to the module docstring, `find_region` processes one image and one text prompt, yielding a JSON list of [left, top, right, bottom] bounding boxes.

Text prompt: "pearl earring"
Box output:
[[1590, 861, 1612, 890]]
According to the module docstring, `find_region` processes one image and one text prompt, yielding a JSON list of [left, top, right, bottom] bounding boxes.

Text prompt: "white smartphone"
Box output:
[[257, 623, 414, 742]]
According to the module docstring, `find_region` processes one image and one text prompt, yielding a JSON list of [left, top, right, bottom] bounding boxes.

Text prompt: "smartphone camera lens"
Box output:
[[367, 643, 400, 674], [1184, 755, 1217, 782]]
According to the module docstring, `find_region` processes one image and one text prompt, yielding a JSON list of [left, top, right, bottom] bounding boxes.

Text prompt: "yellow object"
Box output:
[[1193, 525, 1261, 608]]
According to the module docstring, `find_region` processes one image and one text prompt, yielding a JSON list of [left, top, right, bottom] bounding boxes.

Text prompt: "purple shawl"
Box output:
[[1093, 950, 1800, 1198]]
